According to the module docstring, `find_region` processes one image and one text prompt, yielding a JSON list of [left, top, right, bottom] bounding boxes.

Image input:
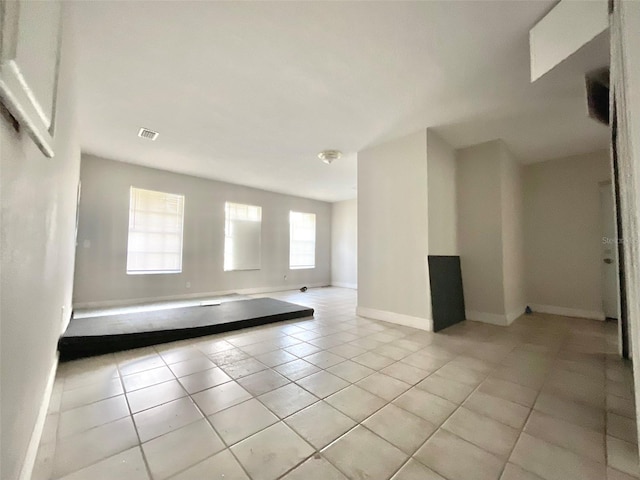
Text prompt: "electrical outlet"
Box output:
[[186, 282, 191, 288], [283, 274, 287, 281]]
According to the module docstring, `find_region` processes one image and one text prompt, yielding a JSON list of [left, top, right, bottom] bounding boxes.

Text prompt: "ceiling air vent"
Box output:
[[138, 128, 159, 141]]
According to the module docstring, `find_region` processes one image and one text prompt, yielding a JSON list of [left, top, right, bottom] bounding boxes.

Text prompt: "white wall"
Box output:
[[0, 12, 81, 480], [427, 129, 457, 255], [456, 140, 528, 325], [501, 144, 526, 322], [612, 0, 640, 458], [73, 155, 331, 307], [357, 130, 431, 329], [331, 199, 357, 289], [456, 141, 506, 323], [529, 0, 608, 81], [524, 151, 611, 319]]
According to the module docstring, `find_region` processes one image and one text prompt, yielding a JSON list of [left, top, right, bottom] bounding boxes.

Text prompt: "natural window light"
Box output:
[[126, 187, 185, 274], [224, 202, 262, 271], [289, 211, 316, 269]]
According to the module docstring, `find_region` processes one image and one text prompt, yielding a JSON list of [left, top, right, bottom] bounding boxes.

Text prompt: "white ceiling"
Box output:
[[69, 1, 610, 203]]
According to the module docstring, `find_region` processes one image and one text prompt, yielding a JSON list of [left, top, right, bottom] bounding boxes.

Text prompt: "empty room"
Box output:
[[2, 1, 640, 480]]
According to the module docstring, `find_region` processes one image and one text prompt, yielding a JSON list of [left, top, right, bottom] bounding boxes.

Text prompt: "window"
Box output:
[[224, 202, 262, 271], [126, 187, 185, 274], [289, 211, 316, 269]]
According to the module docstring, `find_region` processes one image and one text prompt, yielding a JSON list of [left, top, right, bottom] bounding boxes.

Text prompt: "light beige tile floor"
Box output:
[[33, 287, 639, 480]]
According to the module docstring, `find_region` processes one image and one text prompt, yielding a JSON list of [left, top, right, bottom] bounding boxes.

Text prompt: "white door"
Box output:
[[600, 183, 619, 319]]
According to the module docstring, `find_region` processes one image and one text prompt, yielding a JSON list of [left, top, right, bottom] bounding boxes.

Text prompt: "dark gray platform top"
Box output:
[[62, 297, 313, 338]]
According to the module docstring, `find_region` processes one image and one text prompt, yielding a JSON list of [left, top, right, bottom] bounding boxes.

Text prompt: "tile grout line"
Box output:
[[390, 344, 517, 480], [494, 341, 561, 480], [41, 292, 624, 480], [116, 352, 156, 480]]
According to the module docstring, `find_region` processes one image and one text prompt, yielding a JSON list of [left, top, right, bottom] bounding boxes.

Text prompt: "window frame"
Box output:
[[289, 210, 316, 270], [223, 201, 263, 272], [126, 186, 185, 275]]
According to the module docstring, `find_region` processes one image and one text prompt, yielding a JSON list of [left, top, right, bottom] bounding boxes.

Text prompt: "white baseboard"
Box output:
[[528, 304, 605, 321], [465, 310, 509, 326], [356, 306, 432, 331], [330, 282, 357, 289], [506, 305, 527, 325], [74, 283, 330, 309], [19, 355, 58, 480]]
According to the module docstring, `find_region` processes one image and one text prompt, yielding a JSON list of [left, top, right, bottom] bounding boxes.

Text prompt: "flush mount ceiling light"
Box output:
[[138, 127, 159, 141], [318, 150, 342, 165]]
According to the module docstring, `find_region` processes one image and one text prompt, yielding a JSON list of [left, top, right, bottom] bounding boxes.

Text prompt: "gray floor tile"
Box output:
[[274, 359, 321, 381], [285, 342, 323, 357], [607, 394, 636, 420], [255, 349, 298, 367], [524, 410, 605, 463], [159, 346, 205, 365], [118, 354, 165, 377], [363, 403, 436, 454], [36, 288, 630, 480], [463, 390, 530, 429], [134, 396, 203, 442], [534, 392, 605, 432], [236, 368, 289, 395], [606, 435, 640, 478], [325, 385, 387, 422], [390, 459, 446, 480], [436, 363, 487, 386], [442, 407, 519, 458], [58, 395, 130, 438], [374, 344, 412, 361], [176, 365, 232, 394], [32, 440, 55, 480], [296, 371, 349, 398], [220, 358, 268, 379], [323, 426, 407, 480], [510, 432, 606, 480], [52, 417, 138, 478], [209, 398, 278, 445], [416, 373, 475, 404], [478, 378, 538, 408], [607, 466, 640, 480], [608, 412, 638, 445], [414, 428, 504, 480], [57, 447, 149, 480], [328, 343, 368, 359], [304, 351, 345, 369], [357, 372, 411, 401], [258, 382, 318, 418], [169, 449, 249, 480], [127, 379, 188, 413], [60, 378, 124, 411], [143, 419, 225, 480], [500, 462, 546, 480], [192, 381, 252, 415], [168, 357, 216, 378], [352, 351, 396, 370], [286, 401, 356, 449], [381, 362, 431, 385], [327, 360, 375, 383], [281, 456, 348, 480], [231, 423, 314, 480], [122, 366, 174, 392], [208, 348, 251, 367], [393, 388, 457, 426]]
